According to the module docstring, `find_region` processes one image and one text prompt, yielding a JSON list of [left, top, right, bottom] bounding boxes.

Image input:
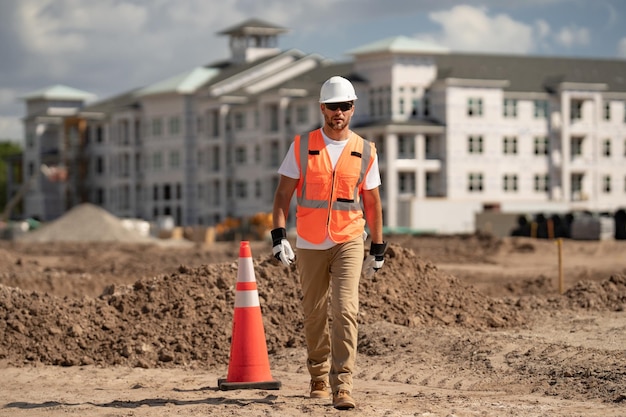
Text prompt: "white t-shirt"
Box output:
[[277, 129, 381, 250]]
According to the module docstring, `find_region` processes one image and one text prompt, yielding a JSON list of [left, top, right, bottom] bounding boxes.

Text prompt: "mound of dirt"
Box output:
[[564, 274, 626, 311], [16, 203, 153, 243], [0, 244, 526, 368]]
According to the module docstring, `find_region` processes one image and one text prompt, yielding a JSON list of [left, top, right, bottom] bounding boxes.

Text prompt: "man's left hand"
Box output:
[[362, 241, 387, 279]]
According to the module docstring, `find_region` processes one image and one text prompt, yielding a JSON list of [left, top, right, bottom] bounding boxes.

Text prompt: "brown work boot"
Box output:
[[309, 380, 330, 398], [333, 389, 356, 409]]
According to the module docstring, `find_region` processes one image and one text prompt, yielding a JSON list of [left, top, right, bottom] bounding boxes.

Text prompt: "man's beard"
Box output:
[[327, 117, 346, 130]]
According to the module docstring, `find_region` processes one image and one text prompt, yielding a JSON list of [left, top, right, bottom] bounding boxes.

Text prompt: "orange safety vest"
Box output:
[[294, 129, 376, 244]]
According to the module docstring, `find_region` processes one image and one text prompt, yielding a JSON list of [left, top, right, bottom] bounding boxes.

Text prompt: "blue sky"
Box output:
[[1, 0, 625, 143]]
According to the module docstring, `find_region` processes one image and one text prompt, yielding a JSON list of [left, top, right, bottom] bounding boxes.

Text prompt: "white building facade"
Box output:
[[15, 19, 626, 234]]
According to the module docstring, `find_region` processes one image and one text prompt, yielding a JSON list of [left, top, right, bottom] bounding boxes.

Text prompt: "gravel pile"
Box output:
[[17, 203, 154, 243]]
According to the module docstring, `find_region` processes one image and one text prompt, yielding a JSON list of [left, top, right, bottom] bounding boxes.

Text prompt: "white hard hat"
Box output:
[[319, 76, 358, 103]]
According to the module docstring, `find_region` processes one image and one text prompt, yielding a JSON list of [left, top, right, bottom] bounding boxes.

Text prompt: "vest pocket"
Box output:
[[306, 173, 330, 199], [335, 173, 359, 202]]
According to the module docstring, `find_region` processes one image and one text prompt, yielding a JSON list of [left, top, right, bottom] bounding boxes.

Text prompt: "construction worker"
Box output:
[[271, 75, 386, 410]]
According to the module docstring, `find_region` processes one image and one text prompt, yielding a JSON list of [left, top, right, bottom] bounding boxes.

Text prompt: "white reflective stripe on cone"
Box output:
[[238, 258, 255, 282], [235, 290, 260, 308]]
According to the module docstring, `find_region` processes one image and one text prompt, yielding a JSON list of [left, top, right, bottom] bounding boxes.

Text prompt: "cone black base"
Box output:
[[217, 378, 282, 391]]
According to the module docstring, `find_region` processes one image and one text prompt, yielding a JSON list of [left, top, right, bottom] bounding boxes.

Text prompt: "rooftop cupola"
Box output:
[[218, 18, 288, 64]]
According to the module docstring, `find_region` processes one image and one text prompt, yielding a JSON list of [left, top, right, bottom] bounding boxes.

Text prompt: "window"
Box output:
[[168, 116, 180, 135], [152, 118, 163, 137], [467, 98, 483, 117], [169, 150, 180, 168], [234, 111, 246, 130], [411, 98, 419, 116], [255, 180, 261, 198], [270, 141, 280, 167], [96, 188, 104, 204], [211, 110, 220, 137], [503, 99, 517, 118], [571, 100, 583, 120], [164, 184, 171, 200], [603, 175, 611, 193], [96, 125, 104, 143], [468, 173, 483, 192], [211, 146, 220, 172], [296, 105, 308, 124], [503, 136, 518, 155], [571, 137, 584, 158], [196, 115, 204, 134], [604, 102, 611, 121], [398, 135, 415, 159], [468, 135, 483, 154], [425, 135, 435, 159], [426, 172, 436, 196], [118, 120, 130, 145], [152, 152, 163, 170], [503, 174, 518, 192], [235, 181, 247, 198], [235, 146, 247, 164], [268, 104, 279, 132], [534, 100, 548, 118], [571, 173, 583, 199], [26, 131, 38, 150], [533, 136, 549, 155], [213, 180, 221, 205], [398, 98, 405, 115], [153, 184, 159, 201], [421, 97, 429, 117], [95, 156, 104, 174], [602, 139, 611, 157], [254, 145, 261, 163], [534, 174, 549, 192], [398, 172, 415, 194]]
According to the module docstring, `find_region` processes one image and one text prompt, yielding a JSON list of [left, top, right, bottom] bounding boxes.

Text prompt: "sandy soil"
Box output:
[[1, 233, 625, 417]]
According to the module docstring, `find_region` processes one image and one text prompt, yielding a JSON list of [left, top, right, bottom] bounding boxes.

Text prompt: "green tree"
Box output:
[[0, 141, 23, 214]]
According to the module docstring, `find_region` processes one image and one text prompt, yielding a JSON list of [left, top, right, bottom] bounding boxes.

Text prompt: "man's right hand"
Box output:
[[271, 227, 295, 266]]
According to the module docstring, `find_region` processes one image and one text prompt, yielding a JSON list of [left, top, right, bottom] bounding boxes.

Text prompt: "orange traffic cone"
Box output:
[[218, 241, 281, 390]]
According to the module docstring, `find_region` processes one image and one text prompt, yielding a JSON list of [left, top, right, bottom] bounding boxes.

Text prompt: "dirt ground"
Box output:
[[1, 231, 625, 416]]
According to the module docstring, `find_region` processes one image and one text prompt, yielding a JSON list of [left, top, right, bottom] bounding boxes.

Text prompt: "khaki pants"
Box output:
[[296, 237, 364, 393]]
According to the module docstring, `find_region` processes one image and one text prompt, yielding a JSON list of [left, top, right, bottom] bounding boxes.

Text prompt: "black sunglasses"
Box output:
[[324, 102, 353, 111]]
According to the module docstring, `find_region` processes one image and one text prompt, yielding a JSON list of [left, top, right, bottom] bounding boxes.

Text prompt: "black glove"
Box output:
[[362, 241, 387, 279], [271, 227, 295, 266]]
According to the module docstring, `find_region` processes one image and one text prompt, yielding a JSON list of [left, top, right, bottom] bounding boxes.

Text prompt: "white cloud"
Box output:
[[554, 25, 590, 48], [618, 37, 626, 58], [17, 0, 87, 55], [416, 5, 535, 54], [0, 88, 18, 108], [0, 116, 23, 142], [534, 19, 551, 39]]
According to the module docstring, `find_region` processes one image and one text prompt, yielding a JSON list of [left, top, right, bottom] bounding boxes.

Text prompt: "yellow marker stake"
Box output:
[[556, 238, 564, 294]]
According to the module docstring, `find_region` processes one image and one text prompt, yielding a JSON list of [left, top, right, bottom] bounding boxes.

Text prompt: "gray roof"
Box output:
[[434, 53, 626, 93], [347, 36, 449, 55], [84, 89, 141, 113], [21, 84, 96, 101], [263, 61, 367, 100], [138, 67, 219, 96], [217, 18, 288, 36]]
